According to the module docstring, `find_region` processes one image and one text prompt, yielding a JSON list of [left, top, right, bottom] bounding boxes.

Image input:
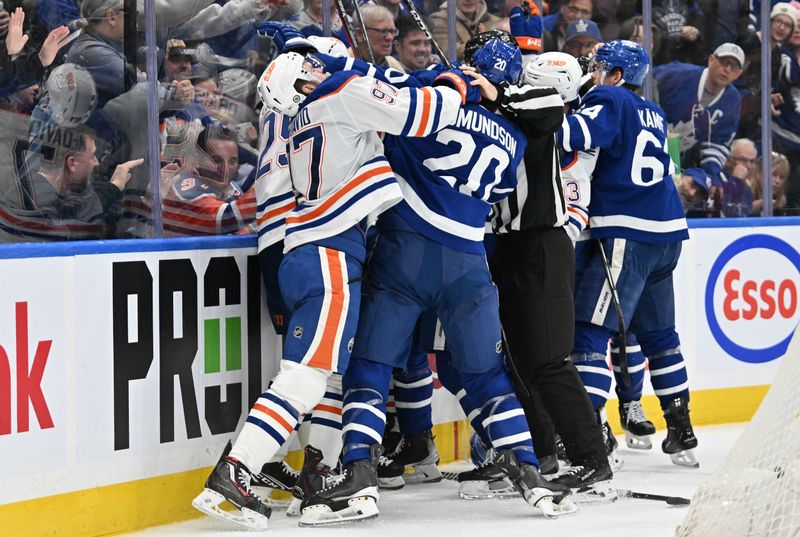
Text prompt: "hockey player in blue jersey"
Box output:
[[560, 40, 699, 470], [300, 35, 576, 525], [192, 47, 484, 529]]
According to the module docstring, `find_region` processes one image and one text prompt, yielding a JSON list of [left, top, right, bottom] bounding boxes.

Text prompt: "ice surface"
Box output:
[[129, 424, 744, 537]]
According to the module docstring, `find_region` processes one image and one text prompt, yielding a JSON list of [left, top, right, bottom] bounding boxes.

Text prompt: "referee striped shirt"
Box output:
[[490, 85, 568, 233]]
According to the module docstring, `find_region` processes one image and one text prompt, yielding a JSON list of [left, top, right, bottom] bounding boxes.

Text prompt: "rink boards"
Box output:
[[1, 218, 799, 536]]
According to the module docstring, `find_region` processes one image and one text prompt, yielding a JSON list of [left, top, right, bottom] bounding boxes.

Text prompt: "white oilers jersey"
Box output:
[[255, 107, 294, 253], [560, 147, 597, 242], [282, 70, 463, 253]]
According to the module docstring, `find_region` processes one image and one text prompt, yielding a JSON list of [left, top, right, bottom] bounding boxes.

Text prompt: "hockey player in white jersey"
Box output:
[[192, 48, 486, 530]]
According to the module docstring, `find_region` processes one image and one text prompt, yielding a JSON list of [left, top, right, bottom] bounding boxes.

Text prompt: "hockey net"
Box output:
[[676, 326, 800, 537]]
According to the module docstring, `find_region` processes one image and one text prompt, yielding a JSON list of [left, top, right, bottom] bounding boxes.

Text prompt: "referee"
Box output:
[[490, 69, 610, 482]]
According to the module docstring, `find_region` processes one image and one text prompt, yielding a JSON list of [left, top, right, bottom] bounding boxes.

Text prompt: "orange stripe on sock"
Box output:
[[313, 404, 343, 415], [253, 403, 294, 434]]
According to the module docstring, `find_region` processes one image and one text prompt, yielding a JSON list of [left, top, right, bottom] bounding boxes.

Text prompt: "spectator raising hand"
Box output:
[[5, 7, 73, 67]]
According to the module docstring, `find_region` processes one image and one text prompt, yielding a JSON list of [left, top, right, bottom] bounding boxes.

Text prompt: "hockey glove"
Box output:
[[256, 21, 315, 54], [509, 0, 543, 54], [433, 69, 481, 105]]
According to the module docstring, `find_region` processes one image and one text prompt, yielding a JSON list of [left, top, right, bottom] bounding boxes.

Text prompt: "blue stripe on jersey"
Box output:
[[246, 415, 286, 445], [322, 390, 343, 401], [400, 89, 417, 137], [257, 191, 295, 212], [285, 179, 397, 235], [431, 90, 443, 132]]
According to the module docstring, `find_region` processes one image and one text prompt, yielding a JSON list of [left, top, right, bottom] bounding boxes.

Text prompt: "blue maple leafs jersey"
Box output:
[[559, 85, 688, 243], [382, 105, 528, 253]]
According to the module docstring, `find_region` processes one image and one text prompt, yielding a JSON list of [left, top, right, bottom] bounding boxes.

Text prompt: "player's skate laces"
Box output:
[[192, 455, 271, 530], [299, 444, 382, 526], [249, 459, 299, 509], [662, 397, 699, 468], [494, 450, 578, 518], [457, 454, 519, 500], [550, 458, 617, 504], [600, 414, 624, 471], [620, 400, 655, 450], [390, 429, 443, 484], [377, 454, 405, 490]]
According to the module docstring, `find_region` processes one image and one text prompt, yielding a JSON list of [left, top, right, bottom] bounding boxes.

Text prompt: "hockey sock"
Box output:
[[231, 389, 301, 472], [299, 374, 344, 468], [342, 357, 393, 466], [611, 333, 646, 402], [572, 354, 613, 412], [435, 350, 491, 446], [393, 350, 434, 435], [638, 329, 690, 410], [461, 364, 538, 467], [386, 382, 398, 433]]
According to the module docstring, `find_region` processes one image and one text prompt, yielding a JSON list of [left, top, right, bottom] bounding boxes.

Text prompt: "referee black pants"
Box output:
[[490, 227, 607, 467]]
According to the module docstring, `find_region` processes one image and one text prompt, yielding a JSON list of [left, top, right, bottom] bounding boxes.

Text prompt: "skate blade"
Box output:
[[625, 431, 653, 450], [608, 450, 625, 472], [669, 449, 699, 468], [192, 489, 269, 530], [378, 475, 406, 490], [404, 463, 443, 484], [531, 494, 579, 518], [572, 481, 619, 505], [298, 496, 379, 526], [458, 480, 521, 500], [286, 498, 302, 517]]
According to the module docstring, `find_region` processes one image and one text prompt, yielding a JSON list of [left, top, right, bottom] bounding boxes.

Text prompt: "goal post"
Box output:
[[676, 324, 800, 536]]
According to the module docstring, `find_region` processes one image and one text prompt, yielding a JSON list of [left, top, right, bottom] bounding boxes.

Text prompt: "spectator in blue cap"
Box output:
[[562, 18, 603, 57]]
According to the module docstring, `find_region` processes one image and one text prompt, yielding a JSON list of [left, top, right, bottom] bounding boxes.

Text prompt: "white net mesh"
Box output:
[[676, 327, 800, 537]]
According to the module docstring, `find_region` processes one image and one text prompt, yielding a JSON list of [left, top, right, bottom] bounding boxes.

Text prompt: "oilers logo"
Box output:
[[705, 235, 800, 363]]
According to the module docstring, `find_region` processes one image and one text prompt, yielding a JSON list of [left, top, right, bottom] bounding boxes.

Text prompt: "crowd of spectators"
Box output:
[[0, 0, 798, 243]]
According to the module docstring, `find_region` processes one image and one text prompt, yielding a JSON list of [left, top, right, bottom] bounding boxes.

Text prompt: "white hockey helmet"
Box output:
[[307, 35, 350, 58], [44, 63, 98, 127], [257, 52, 316, 117], [218, 68, 257, 102], [524, 52, 583, 104]]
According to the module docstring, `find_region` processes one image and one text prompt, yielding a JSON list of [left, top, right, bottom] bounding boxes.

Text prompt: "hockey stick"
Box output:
[[398, 0, 453, 69], [349, 0, 376, 64], [332, 0, 364, 60], [439, 472, 690, 506], [617, 489, 691, 506], [596, 239, 629, 387]]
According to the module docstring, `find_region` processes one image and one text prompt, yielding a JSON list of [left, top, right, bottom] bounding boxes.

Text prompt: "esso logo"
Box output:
[[705, 235, 800, 363]]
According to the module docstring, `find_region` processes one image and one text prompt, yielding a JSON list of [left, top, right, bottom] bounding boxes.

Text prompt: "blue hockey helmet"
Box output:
[[467, 38, 523, 86], [592, 40, 650, 87]]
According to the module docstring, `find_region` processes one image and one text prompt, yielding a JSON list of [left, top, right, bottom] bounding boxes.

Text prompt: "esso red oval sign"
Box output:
[[705, 235, 800, 363]]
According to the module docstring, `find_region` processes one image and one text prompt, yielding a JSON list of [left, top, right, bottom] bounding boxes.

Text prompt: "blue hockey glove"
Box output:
[[509, 0, 543, 54], [256, 21, 314, 54], [433, 69, 482, 104]]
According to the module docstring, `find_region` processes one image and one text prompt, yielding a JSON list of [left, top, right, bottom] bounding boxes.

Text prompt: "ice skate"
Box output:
[[382, 412, 402, 455], [250, 459, 298, 509], [494, 450, 578, 518], [299, 444, 382, 526], [390, 429, 443, 484], [662, 397, 699, 468], [457, 457, 520, 500], [619, 400, 655, 450], [287, 445, 337, 517], [550, 458, 617, 505], [377, 454, 405, 490], [192, 455, 271, 530], [539, 455, 559, 476]]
